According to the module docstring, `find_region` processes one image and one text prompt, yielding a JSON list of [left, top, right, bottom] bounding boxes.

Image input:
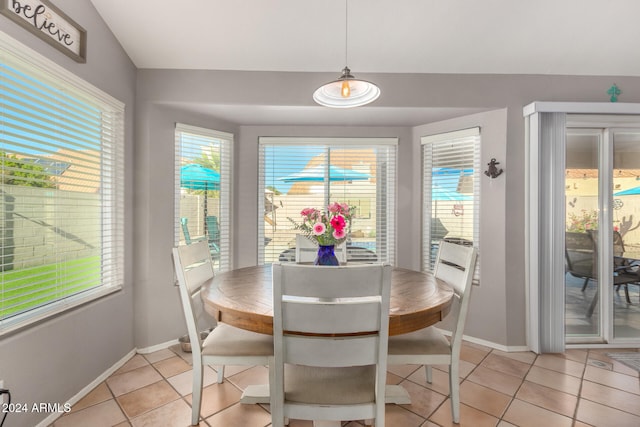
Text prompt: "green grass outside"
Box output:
[[0, 256, 101, 319]]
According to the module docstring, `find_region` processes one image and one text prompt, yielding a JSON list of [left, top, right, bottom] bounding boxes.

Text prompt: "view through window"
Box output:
[[258, 137, 397, 265], [175, 124, 233, 272], [422, 128, 480, 280], [0, 34, 124, 333]]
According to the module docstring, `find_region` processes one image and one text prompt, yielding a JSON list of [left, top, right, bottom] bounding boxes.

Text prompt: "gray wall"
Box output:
[[0, 2, 136, 426], [132, 102, 239, 348]]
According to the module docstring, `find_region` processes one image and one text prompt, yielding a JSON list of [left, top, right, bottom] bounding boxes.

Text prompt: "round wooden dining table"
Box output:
[[200, 264, 454, 336]]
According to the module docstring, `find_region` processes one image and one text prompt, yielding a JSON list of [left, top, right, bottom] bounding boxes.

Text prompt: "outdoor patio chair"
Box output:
[[172, 241, 273, 426], [387, 241, 477, 424], [567, 231, 639, 304], [180, 217, 195, 244], [270, 263, 392, 427], [181, 217, 220, 259], [565, 232, 639, 317], [611, 230, 640, 303], [205, 215, 221, 256]]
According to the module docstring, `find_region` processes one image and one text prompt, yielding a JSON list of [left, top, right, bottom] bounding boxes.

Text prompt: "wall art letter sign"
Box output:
[[0, 0, 86, 62]]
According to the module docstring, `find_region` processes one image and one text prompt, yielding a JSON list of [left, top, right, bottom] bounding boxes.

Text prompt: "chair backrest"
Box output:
[[613, 230, 625, 257], [295, 234, 347, 263], [565, 231, 596, 278], [172, 241, 215, 359], [588, 229, 626, 257], [433, 241, 477, 353], [272, 261, 392, 381], [206, 215, 220, 243], [180, 217, 193, 244]]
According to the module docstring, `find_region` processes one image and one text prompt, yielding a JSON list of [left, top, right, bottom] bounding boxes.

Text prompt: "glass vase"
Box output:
[[315, 245, 339, 266]]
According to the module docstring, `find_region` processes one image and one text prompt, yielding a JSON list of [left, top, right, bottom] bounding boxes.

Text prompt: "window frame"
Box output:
[[174, 123, 233, 272], [421, 128, 481, 282], [257, 136, 397, 265], [0, 31, 125, 335]]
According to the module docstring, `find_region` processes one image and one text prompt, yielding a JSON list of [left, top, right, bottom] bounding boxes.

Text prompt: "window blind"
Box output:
[[422, 128, 480, 282], [258, 137, 397, 265], [0, 31, 125, 334], [175, 124, 233, 272]]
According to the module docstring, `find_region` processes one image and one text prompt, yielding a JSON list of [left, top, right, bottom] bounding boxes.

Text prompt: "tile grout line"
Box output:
[[501, 349, 539, 422], [456, 348, 523, 424]]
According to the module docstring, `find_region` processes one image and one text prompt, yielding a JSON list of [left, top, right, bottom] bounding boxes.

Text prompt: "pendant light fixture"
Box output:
[[313, 0, 380, 108]]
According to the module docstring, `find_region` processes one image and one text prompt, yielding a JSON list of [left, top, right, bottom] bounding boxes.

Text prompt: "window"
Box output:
[[175, 124, 232, 272], [0, 33, 125, 334], [422, 128, 480, 281], [258, 137, 397, 265]]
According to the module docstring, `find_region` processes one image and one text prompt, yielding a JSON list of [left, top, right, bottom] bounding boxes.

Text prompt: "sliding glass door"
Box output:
[[565, 125, 640, 343], [565, 129, 601, 340], [611, 130, 640, 339]]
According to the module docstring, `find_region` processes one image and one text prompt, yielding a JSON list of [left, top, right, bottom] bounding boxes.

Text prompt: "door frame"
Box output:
[[524, 102, 640, 353]]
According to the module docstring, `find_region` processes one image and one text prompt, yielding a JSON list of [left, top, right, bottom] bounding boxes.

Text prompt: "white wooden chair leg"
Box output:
[[425, 365, 433, 383], [269, 356, 289, 427], [216, 365, 225, 383], [191, 363, 203, 426], [449, 362, 460, 423]]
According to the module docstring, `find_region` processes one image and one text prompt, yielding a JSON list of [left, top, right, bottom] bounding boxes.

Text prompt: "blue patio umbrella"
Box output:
[[431, 184, 471, 201], [180, 164, 220, 231], [615, 186, 640, 196], [432, 167, 473, 194], [180, 164, 220, 191], [277, 165, 370, 182]]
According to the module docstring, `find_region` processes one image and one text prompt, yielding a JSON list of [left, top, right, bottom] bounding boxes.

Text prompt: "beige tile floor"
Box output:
[[51, 341, 640, 427]]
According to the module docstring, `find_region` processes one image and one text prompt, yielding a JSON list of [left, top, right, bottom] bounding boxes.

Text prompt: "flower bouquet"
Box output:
[[289, 202, 354, 265]]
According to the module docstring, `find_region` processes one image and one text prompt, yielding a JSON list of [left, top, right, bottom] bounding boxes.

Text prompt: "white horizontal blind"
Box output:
[[259, 137, 397, 265], [175, 124, 232, 272], [0, 32, 125, 334], [422, 128, 480, 283]]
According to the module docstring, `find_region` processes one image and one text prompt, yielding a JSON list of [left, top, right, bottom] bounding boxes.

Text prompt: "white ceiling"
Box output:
[[90, 0, 640, 125]]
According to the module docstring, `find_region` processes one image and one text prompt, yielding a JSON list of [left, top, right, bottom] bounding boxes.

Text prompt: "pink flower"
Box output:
[[300, 208, 317, 218], [330, 214, 346, 231], [327, 202, 341, 214], [312, 222, 326, 236], [332, 228, 346, 240], [328, 202, 350, 216]]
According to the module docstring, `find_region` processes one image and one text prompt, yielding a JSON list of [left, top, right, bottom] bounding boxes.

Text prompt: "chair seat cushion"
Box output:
[[387, 326, 451, 356], [284, 364, 376, 405], [202, 323, 273, 356]]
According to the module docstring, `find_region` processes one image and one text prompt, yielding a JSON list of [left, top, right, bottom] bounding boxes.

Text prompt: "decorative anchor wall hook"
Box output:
[[484, 158, 503, 179]]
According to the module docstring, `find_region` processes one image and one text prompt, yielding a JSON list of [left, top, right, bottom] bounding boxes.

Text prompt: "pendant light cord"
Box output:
[[344, 0, 349, 67]]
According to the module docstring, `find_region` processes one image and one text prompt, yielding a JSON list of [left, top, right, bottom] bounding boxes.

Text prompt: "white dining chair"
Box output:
[[295, 234, 347, 263], [172, 241, 274, 426], [270, 263, 392, 427], [387, 241, 477, 424]]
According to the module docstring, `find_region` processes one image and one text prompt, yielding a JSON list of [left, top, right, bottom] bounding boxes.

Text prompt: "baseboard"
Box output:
[[463, 334, 529, 353], [437, 327, 530, 353], [36, 348, 137, 427], [136, 338, 179, 354]]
